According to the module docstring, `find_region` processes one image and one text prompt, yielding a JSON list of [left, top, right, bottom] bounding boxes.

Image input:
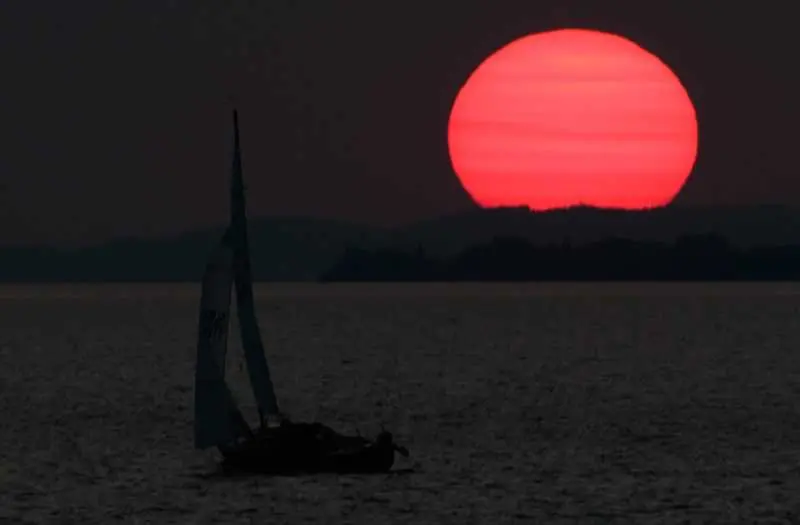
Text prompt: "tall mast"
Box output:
[[230, 109, 281, 422]]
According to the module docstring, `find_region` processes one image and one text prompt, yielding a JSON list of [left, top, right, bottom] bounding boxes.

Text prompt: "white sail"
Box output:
[[193, 229, 252, 449], [229, 110, 281, 421]]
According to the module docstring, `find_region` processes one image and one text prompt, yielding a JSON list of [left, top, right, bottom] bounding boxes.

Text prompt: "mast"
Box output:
[[229, 110, 281, 422]]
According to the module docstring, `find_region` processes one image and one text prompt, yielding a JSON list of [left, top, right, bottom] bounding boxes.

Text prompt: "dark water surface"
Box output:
[[2, 283, 800, 523]]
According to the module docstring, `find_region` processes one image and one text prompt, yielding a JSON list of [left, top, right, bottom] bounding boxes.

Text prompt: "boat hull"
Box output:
[[219, 422, 400, 475]]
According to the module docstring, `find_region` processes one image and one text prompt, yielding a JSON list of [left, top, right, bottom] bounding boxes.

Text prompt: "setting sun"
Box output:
[[447, 29, 698, 210]]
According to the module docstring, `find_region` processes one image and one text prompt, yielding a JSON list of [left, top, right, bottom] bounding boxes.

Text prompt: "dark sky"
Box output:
[[0, 1, 796, 245]]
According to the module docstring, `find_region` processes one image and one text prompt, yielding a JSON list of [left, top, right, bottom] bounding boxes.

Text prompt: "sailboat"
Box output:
[[193, 110, 408, 474]]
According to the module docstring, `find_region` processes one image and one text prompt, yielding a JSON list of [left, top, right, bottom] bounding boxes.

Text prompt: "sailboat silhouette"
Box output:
[[193, 110, 408, 474]]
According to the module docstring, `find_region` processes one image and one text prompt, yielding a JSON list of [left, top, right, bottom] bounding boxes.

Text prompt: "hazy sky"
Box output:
[[0, 1, 797, 245]]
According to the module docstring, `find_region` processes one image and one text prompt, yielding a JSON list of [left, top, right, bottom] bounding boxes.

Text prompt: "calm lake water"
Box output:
[[2, 282, 800, 523]]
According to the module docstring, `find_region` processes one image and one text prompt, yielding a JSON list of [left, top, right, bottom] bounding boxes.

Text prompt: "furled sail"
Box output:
[[229, 110, 281, 422], [193, 229, 253, 449]]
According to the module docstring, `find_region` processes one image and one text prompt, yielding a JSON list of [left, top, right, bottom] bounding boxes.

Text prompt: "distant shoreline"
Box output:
[[1, 281, 799, 303], [7, 206, 800, 282], [2, 278, 800, 284]]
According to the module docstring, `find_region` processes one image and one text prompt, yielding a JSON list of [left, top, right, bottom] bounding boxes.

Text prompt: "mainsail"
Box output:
[[193, 228, 252, 449], [229, 110, 281, 422]]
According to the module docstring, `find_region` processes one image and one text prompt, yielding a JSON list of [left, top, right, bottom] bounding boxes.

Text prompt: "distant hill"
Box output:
[[0, 217, 379, 282], [3, 205, 800, 282], [381, 205, 800, 258]]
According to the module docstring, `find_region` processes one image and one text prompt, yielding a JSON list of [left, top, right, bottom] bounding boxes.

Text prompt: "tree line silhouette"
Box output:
[[320, 234, 800, 281], [5, 231, 800, 282]]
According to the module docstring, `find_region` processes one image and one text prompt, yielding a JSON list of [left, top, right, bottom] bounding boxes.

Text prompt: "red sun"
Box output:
[[447, 29, 698, 210]]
